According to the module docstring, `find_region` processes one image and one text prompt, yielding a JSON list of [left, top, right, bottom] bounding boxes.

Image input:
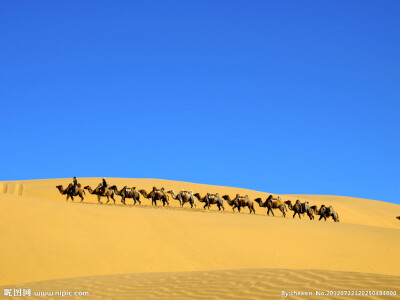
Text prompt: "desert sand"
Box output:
[[1, 178, 399, 299]]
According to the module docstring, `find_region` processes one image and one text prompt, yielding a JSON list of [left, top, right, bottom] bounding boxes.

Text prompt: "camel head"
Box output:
[[109, 185, 117, 190], [284, 200, 293, 209], [222, 195, 234, 204], [56, 185, 62, 189], [166, 190, 173, 194], [83, 186, 90, 189], [193, 193, 201, 199], [254, 198, 262, 204]]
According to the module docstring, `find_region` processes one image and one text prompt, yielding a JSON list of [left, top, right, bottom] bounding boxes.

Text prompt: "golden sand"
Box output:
[[1, 178, 399, 298]]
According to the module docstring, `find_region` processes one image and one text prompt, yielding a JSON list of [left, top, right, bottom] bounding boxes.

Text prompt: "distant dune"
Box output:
[[1, 178, 399, 298]]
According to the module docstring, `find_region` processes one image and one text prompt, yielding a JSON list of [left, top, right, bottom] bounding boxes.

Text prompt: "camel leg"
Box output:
[[97, 195, 102, 204], [79, 192, 84, 202], [270, 208, 275, 216], [281, 207, 286, 218], [203, 203, 207, 210]]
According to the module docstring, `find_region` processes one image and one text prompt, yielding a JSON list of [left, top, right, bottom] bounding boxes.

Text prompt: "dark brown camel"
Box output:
[[193, 193, 224, 211], [310, 205, 339, 222], [84, 184, 116, 204], [222, 194, 255, 214], [139, 187, 169, 206], [56, 183, 85, 202], [254, 195, 287, 217], [284, 200, 314, 220], [110, 185, 141, 205]]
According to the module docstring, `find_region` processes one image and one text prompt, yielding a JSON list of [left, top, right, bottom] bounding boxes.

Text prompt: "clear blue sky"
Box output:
[[1, 1, 399, 204]]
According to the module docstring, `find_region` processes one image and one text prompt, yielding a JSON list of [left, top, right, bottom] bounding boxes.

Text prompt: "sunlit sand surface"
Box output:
[[1, 178, 399, 298]]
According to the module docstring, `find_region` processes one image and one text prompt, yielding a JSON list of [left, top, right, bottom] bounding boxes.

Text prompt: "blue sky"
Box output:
[[0, 1, 399, 204]]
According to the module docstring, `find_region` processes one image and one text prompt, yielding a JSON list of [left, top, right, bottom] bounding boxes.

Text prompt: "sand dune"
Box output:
[[0, 178, 399, 298]]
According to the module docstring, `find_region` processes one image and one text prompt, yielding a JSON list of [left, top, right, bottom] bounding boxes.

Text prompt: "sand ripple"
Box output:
[[2, 269, 399, 299]]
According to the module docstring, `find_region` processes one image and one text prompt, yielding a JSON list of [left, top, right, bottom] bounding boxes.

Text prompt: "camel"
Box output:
[[193, 193, 224, 211], [166, 189, 196, 208], [254, 195, 287, 217], [56, 183, 85, 202], [397, 216, 400, 220], [284, 200, 314, 220], [310, 205, 339, 222], [109, 185, 141, 205], [139, 187, 169, 206], [222, 194, 255, 214], [84, 184, 116, 204]]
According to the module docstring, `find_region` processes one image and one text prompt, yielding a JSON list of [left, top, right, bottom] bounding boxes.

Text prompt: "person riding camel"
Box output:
[[100, 178, 108, 195], [71, 177, 78, 194]]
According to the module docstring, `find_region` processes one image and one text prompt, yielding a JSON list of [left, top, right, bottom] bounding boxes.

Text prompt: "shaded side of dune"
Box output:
[[2, 269, 399, 300]]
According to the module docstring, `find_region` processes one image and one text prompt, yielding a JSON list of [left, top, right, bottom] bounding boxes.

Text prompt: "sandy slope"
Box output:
[[0, 178, 399, 297]]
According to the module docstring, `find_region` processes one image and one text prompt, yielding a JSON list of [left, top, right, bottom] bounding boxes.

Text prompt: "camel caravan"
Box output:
[[56, 178, 340, 222]]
